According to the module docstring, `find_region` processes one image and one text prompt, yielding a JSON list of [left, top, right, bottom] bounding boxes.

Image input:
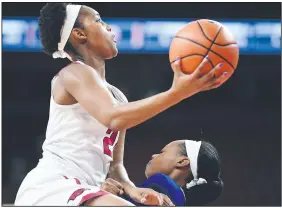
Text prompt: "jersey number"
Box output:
[[103, 129, 118, 157]]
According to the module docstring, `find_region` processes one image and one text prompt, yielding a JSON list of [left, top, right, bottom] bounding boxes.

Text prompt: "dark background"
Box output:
[[2, 2, 281, 206]]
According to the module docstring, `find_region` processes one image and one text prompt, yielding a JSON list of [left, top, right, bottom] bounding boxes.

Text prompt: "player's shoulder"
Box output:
[[61, 61, 93, 77], [59, 61, 101, 86]]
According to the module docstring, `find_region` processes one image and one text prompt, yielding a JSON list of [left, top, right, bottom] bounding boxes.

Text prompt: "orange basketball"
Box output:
[[169, 19, 239, 84]]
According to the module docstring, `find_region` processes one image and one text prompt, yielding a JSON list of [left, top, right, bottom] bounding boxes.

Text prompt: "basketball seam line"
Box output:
[[173, 36, 235, 70], [197, 21, 235, 69], [170, 53, 215, 68], [196, 21, 237, 46], [196, 21, 216, 43], [199, 21, 222, 61]]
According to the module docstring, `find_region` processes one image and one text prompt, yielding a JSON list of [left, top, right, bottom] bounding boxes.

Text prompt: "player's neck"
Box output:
[[169, 171, 188, 188], [74, 47, 106, 80], [84, 56, 106, 80]]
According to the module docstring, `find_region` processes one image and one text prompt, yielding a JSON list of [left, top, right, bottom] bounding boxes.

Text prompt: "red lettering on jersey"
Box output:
[[103, 129, 118, 157]]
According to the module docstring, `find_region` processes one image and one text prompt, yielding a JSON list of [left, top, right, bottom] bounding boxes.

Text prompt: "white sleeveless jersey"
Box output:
[[39, 63, 128, 187]]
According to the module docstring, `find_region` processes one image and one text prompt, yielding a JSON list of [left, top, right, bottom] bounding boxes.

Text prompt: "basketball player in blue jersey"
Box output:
[[15, 3, 227, 206], [143, 140, 223, 206], [105, 140, 223, 206]]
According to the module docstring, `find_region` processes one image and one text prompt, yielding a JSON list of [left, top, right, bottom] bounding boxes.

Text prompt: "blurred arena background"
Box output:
[[2, 2, 281, 206]]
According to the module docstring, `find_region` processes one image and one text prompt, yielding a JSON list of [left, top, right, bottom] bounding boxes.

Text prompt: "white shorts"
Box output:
[[15, 168, 108, 206]]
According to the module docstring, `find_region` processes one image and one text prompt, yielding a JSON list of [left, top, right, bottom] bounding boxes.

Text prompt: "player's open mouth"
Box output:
[[112, 34, 117, 43]]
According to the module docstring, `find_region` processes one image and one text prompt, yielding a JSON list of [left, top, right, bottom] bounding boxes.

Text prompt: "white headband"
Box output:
[[185, 140, 207, 189], [52, 4, 82, 60]]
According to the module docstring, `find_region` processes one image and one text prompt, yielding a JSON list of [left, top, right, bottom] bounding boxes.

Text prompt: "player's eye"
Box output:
[[96, 19, 102, 23]]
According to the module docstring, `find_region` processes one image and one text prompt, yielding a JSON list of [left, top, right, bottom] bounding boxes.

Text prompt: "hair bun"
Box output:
[[184, 178, 224, 206], [210, 177, 224, 196]]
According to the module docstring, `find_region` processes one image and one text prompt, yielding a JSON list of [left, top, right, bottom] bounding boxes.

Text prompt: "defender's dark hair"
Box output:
[[179, 141, 224, 206], [38, 3, 83, 56]]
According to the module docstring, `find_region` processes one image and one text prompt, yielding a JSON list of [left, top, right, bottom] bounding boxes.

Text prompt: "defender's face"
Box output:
[[145, 141, 182, 178]]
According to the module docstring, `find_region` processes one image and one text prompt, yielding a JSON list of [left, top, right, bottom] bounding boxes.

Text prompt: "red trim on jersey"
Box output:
[[74, 178, 81, 185], [78, 190, 108, 206], [68, 188, 89, 203]]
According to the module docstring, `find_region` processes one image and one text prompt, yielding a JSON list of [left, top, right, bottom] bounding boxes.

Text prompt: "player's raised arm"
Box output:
[[61, 56, 224, 131]]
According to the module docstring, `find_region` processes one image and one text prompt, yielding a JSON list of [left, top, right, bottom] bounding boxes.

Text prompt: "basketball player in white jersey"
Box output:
[[15, 3, 227, 206]]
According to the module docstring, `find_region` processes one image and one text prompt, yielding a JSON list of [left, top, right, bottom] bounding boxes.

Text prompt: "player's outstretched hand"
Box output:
[[128, 187, 174, 206], [160, 193, 175, 206], [100, 178, 124, 195], [170, 56, 228, 100]]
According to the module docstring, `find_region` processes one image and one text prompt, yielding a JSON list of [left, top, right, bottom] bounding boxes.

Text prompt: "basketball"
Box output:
[[169, 19, 239, 83]]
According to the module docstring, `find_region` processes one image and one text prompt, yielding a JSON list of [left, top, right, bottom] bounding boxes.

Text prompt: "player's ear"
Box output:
[[71, 28, 87, 43], [176, 156, 189, 168]]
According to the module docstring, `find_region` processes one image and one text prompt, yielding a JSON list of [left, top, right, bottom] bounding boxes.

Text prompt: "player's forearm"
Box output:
[[108, 163, 136, 192], [109, 89, 183, 131]]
